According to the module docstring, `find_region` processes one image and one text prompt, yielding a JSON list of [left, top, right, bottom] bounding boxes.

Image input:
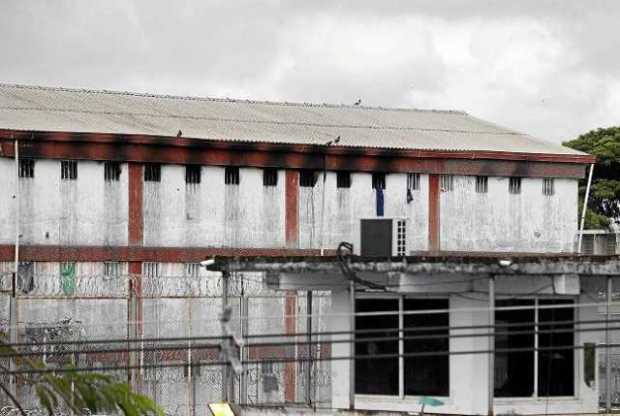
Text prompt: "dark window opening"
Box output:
[[263, 168, 278, 187], [538, 299, 574, 396], [509, 177, 521, 194], [186, 165, 201, 184], [404, 299, 449, 396], [19, 159, 34, 178], [337, 171, 351, 188], [372, 172, 386, 190], [543, 178, 555, 196], [225, 167, 240, 185], [407, 173, 420, 190], [299, 170, 317, 187], [144, 164, 161, 182], [355, 298, 399, 395], [104, 162, 121, 181], [476, 176, 488, 193], [61, 160, 77, 180], [494, 299, 535, 397]]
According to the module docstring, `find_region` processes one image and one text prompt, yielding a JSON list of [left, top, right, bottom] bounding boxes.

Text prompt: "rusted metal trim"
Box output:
[[0, 245, 337, 262], [284, 292, 297, 402], [0, 129, 596, 165]]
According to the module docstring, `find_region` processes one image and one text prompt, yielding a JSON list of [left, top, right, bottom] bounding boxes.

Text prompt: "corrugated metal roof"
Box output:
[[0, 83, 584, 155]]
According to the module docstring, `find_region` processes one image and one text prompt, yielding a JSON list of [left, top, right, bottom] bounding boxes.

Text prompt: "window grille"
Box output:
[[61, 160, 77, 180], [372, 172, 386, 190], [476, 176, 488, 193], [396, 219, 407, 257], [19, 159, 34, 178], [407, 173, 420, 191], [299, 170, 317, 187], [509, 177, 521, 194], [337, 171, 351, 188], [184, 263, 200, 278], [263, 168, 278, 187], [104, 162, 121, 181], [103, 262, 120, 279], [185, 165, 201, 184], [144, 164, 161, 182], [225, 167, 240, 185], [143, 262, 160, 278], [440, 175, 453, 192], [542, 178, 554, 196]]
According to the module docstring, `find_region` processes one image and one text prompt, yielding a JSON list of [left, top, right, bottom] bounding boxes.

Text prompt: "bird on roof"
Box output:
[[354, 99, 362, 106], [177, 129, 182, 137]]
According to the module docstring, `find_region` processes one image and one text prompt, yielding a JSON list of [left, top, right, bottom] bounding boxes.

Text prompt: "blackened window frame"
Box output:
[[61, 160, 77, 181], [372, 172, 386, 190], [19, 159, 35, 178], [299, 169, 317, 188], [263, 168, 278, 187], [225, 166, 240, 185], [185, 165, 201, 185], [144, 163, 161, 182], [104, 161, 121, 182], [337, 171, 351, 189]]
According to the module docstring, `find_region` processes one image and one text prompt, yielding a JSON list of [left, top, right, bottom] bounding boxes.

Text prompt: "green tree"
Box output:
[[564, 126, 620, 229], [1, 334, 162, 416]]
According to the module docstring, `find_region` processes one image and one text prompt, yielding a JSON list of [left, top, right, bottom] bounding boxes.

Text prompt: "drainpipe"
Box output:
[[606, 276, 612, 412], [10, 136, 19, 396], [488, 274, 495, 416], [577, 163, 595, 253]]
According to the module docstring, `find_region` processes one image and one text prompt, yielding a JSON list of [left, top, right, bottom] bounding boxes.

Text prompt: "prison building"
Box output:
[[0, 84, 599, 415]]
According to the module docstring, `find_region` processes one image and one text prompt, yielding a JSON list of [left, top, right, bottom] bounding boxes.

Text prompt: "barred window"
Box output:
[[509, 177, 521, 195], [225, 167, 240, 185], [299, 170, 317, 187], [337, 171, 351, 188], [263, 168, 278, 187], [184, 263, 200, 278], [372, 172, 386, 190], [440, 175, 453, 192], [144, 164, 161, 182], [396, 219, 407, 257], [61, 160, 77, 180], [104, 262, 120, 279], [542, 178, 555, 196], [143, 262, 160, 278], [475, 176, 488, 193], [104, 162, 121, 181], [407, 173, 420, 191], [19, 159, 35, 178], [185, 165, 201, 184]]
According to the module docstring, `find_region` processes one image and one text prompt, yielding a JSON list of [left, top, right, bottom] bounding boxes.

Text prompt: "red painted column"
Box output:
[[428, 174, 441, 252], [284, 292, 297, 402], [285, 170, 299, 248], [127, 162, 143, 385]]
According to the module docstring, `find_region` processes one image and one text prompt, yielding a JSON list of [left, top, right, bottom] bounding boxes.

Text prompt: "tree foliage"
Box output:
[[564, 126, 620, 229], [0, 335, 163, 416]]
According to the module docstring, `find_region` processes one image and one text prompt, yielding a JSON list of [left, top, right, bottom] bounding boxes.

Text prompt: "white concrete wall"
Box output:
[[143, 166, 285, 247], [0, 158, 128, 246], [0, 157, 578, 253], [299, 172, 429, 251], [441, 176, 578, 253]]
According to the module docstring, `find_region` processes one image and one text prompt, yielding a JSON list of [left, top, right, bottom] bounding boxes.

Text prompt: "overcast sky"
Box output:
[[1, 0, 619, 143]]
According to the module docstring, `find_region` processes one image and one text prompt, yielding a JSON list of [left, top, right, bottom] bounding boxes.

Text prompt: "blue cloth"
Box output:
[[376, 188, 384, 216]]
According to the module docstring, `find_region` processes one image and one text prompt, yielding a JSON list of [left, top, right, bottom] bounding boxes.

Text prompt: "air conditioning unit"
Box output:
[[355, 217, 409, 257]]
